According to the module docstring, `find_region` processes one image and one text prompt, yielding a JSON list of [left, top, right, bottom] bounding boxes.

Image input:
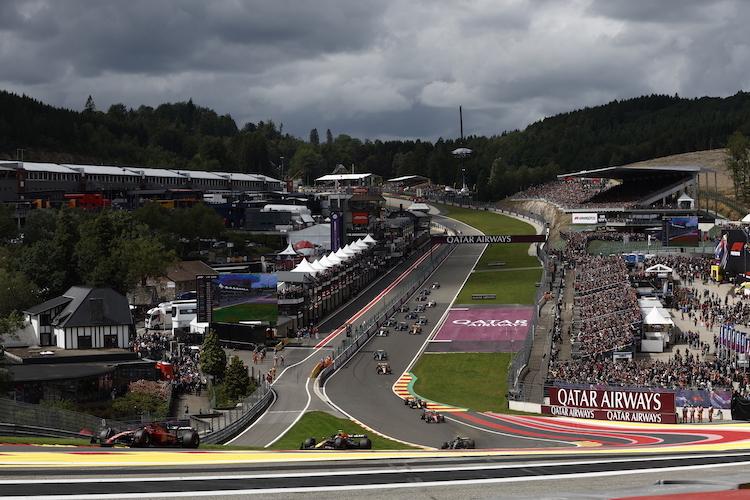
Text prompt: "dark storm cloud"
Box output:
[[0, 0, 748, 142]]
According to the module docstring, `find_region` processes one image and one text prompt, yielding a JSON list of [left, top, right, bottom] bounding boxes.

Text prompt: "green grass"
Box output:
[[457, 268, 542, 305], [412, 353, 512, 412], [266, 411, 420, 450]]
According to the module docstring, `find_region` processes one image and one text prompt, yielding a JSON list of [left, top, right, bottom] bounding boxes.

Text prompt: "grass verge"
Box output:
[[412, 353, 512, 412], [265, 411, 420, 450]]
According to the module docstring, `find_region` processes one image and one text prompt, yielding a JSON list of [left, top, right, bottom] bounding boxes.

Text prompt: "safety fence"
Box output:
[[0, 397, 119, 439], [191, 384, 273, 445]]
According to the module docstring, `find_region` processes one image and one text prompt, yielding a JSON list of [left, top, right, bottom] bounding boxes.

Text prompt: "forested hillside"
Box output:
[[2, 90, 750, 201]]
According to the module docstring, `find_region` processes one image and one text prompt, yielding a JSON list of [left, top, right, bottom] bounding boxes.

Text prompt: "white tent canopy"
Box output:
[[363, 234, 377, 245], [310, 259, 327, 272], [643, 307, 674, 326], [318, 255, 335, 268], [279, 243, 297, 255], [292, 258, 318, 275], [644, 263, 673, 274]]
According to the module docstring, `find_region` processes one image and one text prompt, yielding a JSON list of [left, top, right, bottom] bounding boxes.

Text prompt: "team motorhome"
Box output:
[[145, 300, 197, 331]]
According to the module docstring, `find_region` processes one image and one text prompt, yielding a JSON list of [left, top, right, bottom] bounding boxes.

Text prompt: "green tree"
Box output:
[[21, 208, 58, 245], [725, 131, 750, 199], [289, 143, 325, 182], [84, 95, 96, 113], [0, 203, 19, 244], [224, 355, 253, 401], [75, 210, 121, 290], [309, 128, 319, 146], [114, 225, 179, 288], [0, 311, 24, 396], [200, 329, 227, 381]]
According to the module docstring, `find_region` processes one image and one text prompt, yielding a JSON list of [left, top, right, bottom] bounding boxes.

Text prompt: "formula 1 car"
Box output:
[[431, 282, 440, 289], [409, 325, 422, 335], [95, 422, 200, 448], [404, 397, 428, 409], [376, 362, 392, 374], [384, 317, 397, 327], [416, 295, 427, 301], [426, 300, 437, 308], [397, 305, 410, 313], [373, 349, 388, 360], [441, 436, 475, 449], [416, 316, 428, 325], [376, 327, 389, 336], [395, 321, 409, 331], [301, 431, 372, 450], [421, 409, 446, 423], [405, 311, 418, 319], [414, 305, 426, 313]]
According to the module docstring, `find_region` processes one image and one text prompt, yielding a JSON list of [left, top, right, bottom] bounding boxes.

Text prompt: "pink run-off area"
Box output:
[[427, 308, 533, 353]]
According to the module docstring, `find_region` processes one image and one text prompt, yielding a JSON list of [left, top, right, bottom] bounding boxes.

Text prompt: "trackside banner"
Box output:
[[542, 387, 677, 424], [431, 235, 546, 244]]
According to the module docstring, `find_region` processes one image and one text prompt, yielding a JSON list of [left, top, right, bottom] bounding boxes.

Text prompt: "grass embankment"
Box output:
[[412, 205, 541, 412]]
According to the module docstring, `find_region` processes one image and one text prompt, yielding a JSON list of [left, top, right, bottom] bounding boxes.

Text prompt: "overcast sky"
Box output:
[[1, 0, 749, 143]]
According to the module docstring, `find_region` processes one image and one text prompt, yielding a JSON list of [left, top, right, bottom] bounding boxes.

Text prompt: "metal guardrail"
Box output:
[[193, 386, 274, 445]]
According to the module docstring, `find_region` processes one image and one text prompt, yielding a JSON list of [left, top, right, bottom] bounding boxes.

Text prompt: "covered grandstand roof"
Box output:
[[558, 165, 709, 181], [316, 173, 372, 182], [387, 175, 430, 184]]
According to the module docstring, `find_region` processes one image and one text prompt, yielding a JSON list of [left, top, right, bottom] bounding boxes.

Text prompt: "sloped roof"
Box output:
[[50, 286, 132, 328], [165, 261, 216, 282], [24, 295, 72, 315]]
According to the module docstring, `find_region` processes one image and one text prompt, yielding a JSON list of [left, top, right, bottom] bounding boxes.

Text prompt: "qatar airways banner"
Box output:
[[427, 308, 532, 353], [542, 387, 677, 424], [431, 235, 546, 245]]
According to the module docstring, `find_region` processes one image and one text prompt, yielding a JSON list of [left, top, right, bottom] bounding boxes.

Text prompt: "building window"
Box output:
[[104, 333, 119, 348], [78, 333, 92, 349]]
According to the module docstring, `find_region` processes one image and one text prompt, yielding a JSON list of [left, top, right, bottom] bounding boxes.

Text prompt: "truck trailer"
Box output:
[[145, 300, 197, 332]]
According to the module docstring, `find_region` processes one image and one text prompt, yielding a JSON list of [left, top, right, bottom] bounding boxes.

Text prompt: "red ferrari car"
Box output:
[[95, 422, 200, 448]]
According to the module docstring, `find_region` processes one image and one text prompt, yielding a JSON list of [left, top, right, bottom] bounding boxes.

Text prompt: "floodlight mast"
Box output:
[[451, 106, 472, 196]]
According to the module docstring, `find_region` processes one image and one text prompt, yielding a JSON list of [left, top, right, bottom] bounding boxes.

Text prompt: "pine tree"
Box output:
[[224, 355, 252, 401], [200, 329, 227, 381], [310, 128, 319, 146], [84, 95, 96, 113]]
